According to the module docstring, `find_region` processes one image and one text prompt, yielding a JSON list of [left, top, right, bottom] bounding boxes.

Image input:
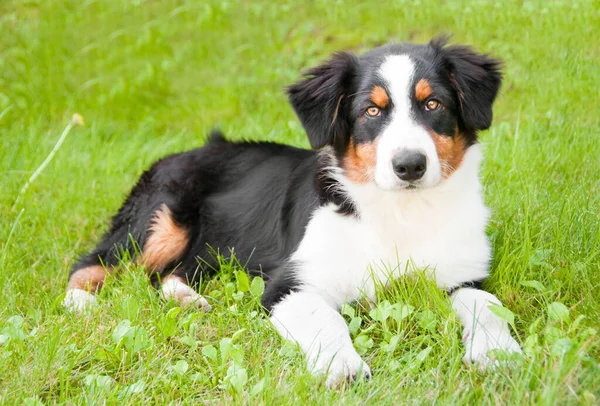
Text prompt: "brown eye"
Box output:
[[425, 99, 441, 111], [366, 106, 381, 117]]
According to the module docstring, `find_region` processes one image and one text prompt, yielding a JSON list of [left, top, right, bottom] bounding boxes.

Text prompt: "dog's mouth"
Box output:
[[375, 181, 424, 191], [398, 181, 440, 191], [398, 181, 423, 191], [374, 176, 438, 192]]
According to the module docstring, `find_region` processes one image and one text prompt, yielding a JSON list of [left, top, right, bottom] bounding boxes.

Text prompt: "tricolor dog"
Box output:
[[64, 37, 522, 387]]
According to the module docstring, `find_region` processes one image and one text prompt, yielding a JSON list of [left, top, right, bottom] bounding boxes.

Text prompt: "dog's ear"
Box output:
[[287, 52, 358, 149], [433, 38, 503, 131]]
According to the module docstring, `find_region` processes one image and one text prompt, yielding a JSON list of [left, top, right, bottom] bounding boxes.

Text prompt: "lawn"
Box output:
[[1, 0, 599, 403]]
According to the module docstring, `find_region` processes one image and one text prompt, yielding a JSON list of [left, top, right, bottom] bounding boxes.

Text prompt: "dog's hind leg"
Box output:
[[160, 272, 211, 311], [63, 231, 125, 313], [64, 151, 208, 312], [138, 204, 190, 274], [139, 205, 210, 310], [64, 202, 192, 313]]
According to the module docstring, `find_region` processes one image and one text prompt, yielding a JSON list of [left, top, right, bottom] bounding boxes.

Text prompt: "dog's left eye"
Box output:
[[425, 99, 441, 111], [366, 107, 381, 117]]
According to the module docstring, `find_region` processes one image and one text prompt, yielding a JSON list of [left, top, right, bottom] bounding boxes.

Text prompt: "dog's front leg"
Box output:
[[450, 287, 522, 367], [270, 290, 371, 387]]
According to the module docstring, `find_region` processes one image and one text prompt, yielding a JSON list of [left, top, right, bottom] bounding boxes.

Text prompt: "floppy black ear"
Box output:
[[433, 38, 503, 131], [287, 52, 358, 149]]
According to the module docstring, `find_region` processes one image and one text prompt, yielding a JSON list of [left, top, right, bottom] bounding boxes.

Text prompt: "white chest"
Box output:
[[291, 148, 491, 307]]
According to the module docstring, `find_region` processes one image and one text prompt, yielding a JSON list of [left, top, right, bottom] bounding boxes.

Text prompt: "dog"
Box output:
[[63, 37, 522, 387]]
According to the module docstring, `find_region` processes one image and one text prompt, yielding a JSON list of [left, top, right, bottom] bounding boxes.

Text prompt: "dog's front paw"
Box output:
[[63, 289, 96, 313], [309, 348, 371, 388], [463, 326, 522, 369]]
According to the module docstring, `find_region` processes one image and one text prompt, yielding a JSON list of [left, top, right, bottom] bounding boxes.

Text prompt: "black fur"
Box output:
[[260, 267, 300, 311], [70, 135, 320, 296], [315, 152, 358, 217], [446, 278, 487, 296], [287, 52, 358, 150], [430, 37, 503, 132]]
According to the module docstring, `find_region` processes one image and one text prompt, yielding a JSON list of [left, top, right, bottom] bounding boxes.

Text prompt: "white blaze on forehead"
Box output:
[[379, 54, 415, 117], [374, 54, 441, 189]]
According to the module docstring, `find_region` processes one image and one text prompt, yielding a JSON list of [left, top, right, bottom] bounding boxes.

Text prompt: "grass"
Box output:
[[1, 0, 599, 403]]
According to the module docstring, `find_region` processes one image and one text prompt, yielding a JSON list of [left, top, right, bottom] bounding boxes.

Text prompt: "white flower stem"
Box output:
[[12, 115, 81, 210]]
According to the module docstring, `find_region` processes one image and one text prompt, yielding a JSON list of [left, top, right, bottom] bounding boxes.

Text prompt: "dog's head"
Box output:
[[288, 37, 502, 190]]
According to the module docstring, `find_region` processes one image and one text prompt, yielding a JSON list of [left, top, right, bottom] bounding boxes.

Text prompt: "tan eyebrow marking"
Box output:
[[415, 79, 432, 102], [370, 85, 389, 108]]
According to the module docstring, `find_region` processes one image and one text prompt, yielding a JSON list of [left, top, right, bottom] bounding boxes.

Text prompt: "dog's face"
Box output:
[[288, 38, 502, 190]]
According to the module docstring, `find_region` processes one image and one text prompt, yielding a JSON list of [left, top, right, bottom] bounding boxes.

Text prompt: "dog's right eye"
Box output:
[[366, 107, 381, 117]]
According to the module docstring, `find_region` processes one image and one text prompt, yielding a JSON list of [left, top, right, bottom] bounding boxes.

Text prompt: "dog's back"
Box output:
[[64, 133, 319, 312]]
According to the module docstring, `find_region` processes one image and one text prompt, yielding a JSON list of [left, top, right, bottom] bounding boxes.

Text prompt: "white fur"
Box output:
[[161, 278, 211, 311], [270, 291, 371, 388], [375, 55, 441, 190], [63, 288, 96, 313], [293, 144, 490, 306], [451, 288, 522, 367], [271, 144, 520, 385]]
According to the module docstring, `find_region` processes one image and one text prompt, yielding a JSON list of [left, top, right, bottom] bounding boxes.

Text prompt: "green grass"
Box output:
[[1, 0, 599, 403]]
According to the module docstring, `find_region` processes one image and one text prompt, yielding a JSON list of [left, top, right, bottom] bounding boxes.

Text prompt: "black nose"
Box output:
[[392, 151, 427, 181]]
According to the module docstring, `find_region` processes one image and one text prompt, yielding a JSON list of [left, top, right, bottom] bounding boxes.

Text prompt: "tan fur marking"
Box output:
[[67, 265, 112, 292], [343, 139, 378, 183], [370, 86, 389, 108], [140, 204, 189, 273], [429, 128, 467, 178], [415, 79, 432, 102]]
